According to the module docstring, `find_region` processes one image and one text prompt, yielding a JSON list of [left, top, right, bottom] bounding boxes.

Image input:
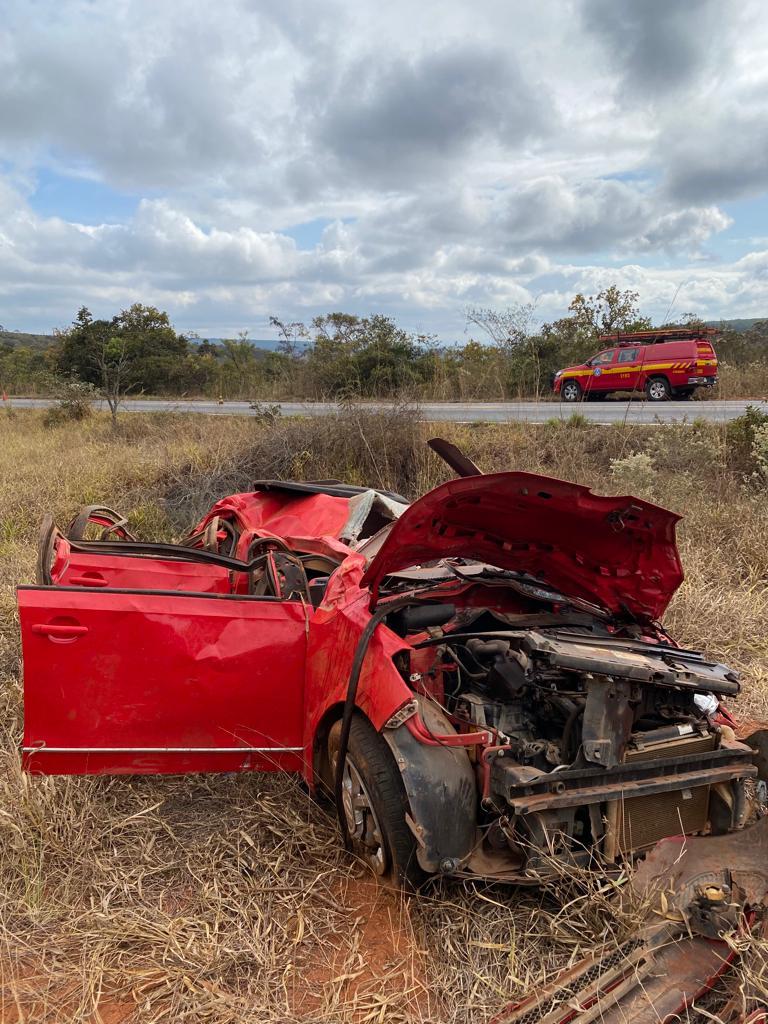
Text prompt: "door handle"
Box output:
[[32, 623, 89, 639], [69, 575, 108, 587]]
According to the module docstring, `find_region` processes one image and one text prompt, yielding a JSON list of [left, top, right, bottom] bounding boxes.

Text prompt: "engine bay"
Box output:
[[386, 567, 757, 876]]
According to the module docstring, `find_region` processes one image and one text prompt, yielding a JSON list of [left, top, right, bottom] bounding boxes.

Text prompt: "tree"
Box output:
[[55, 304, 192, 400], [221, 331, 257, 376], [197, 338, 219, 357], [56, 315, 131, 427], [56, 307, 112, 386], [301, 313, 436, 398], [544, 286, 652, 344], [0, 343, 49, 393], [464, 303, 542, 396], [464, 303, 536, 351], [101, 336, 131, 427], [112, 303, 189, 391], [268, 316, 307, 358], [536, 286, 654, 381]]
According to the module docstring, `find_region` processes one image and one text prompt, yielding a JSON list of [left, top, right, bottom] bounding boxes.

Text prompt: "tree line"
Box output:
[[1, 287, 767, 404]]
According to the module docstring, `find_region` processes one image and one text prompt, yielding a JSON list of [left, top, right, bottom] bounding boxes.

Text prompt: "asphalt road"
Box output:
[[6, 396, 766, 424]]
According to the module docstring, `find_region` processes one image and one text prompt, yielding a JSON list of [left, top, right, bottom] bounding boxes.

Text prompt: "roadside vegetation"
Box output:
[[2, 287, 768, 402], [0, 406, 767, 1021]]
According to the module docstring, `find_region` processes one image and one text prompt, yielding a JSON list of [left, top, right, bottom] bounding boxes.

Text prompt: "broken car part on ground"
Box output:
[[17, 438, 768, 1021]]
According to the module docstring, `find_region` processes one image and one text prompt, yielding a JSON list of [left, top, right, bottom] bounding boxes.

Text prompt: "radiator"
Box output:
[[607, 732, 715, 857], [616, 785, 710, 854]]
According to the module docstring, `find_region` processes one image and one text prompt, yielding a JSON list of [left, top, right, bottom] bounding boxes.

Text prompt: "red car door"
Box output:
[[614, 345, 642, 392], [18, 585, 308, 776], [584, 348, 616, 394]]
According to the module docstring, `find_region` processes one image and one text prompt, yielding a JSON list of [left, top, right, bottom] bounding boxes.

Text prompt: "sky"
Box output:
[[1, 0, 768, 341]]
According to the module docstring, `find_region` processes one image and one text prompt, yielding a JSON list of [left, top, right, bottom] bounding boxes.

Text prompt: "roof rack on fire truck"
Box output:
[[598, 326, 719, 347]]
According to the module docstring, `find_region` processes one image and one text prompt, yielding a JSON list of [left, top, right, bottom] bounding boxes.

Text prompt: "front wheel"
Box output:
[[645, 376, 671, 402], [329, 716, 424, 889], [560, 379, 581, 402]]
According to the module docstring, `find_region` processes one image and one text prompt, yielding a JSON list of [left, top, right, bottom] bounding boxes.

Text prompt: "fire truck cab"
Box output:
[[553, 328, 719, 402]]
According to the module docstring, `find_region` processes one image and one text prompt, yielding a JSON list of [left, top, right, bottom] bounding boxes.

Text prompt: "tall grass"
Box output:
[[0, 408, 766, 1021]]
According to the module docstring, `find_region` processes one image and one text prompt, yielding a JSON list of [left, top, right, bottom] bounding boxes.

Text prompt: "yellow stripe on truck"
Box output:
[[564, 360, 714, 380]]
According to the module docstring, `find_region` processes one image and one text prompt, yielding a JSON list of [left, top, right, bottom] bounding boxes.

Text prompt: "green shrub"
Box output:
[[609, 452, 657, 499], [725, 405, 768, 473], [43, 375, 96, 426], [249, 401, 282, 423], [646, 421, 725, 476], [751, 422, 768, 485], [544, 412, 590, 430]]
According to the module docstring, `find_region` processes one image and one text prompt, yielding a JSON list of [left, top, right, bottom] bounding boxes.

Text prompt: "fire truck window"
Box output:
[[618, 348, 640, 363], [591, 349, 615, 366]]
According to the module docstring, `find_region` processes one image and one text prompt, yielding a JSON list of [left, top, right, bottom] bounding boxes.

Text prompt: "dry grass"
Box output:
[[716, 360, 768, 401], [0, 407, 766, 1022]]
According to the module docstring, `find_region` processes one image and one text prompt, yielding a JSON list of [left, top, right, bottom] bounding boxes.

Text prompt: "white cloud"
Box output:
[[0, 0, 766, 336]]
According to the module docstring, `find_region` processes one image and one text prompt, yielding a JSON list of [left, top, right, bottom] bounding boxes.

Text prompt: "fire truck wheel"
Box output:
[[329, 716, 425, 890], [645, 376, 671, 402], [560, 379, 581, 402]]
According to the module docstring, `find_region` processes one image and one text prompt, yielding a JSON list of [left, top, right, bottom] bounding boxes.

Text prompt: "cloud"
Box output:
[[0, 1, 294, 189], [305, 44, 554, 188], [0, 172, 742, 338], [331, 178, 731, 262], [0, 0, 766, 338], [634, 206, 732, 251], [660, 103, 768, 204], [499, 178, 648, 252], [581, 0, 725, 99]]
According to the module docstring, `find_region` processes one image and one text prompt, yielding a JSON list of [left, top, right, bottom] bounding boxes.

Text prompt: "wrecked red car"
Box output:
[[19, 441, 766, 897]]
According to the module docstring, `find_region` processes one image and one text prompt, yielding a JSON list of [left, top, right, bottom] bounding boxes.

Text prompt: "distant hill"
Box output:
[[189, 337, 307, 352], [0, 332, 296, 352], [0, 331, 58, 350], [705, 318, 767, 332]]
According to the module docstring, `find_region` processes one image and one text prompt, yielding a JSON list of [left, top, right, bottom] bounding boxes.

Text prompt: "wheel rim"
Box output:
[[563, 382, 578, 401], [339, 754, 387, 875], [648, 380, 667, 400]]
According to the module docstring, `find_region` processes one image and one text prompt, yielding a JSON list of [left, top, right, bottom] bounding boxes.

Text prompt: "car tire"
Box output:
[[645, 376, 671, 402], [329, 716, 424, 890], [560, 379, 581, 402]]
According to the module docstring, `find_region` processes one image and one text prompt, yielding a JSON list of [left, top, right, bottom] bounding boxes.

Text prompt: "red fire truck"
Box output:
[[552, 327, 719, 402]]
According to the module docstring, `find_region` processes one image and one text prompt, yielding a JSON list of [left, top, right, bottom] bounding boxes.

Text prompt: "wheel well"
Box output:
[[318, 703, 478, 874], [313, 703, 377, 799]]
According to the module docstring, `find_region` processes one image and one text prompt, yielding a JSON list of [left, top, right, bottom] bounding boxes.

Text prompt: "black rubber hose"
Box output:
[[334, 596, 415, 848], [562, 704, 584, 763]]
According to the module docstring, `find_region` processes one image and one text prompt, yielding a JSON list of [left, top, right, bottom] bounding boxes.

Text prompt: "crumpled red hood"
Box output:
[[361, 472, 683, 621]]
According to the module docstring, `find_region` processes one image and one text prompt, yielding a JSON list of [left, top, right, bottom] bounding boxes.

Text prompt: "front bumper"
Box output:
[[490, 740, 756, 867]]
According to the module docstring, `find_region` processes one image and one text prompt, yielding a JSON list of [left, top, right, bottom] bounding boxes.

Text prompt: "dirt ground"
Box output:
[[1, 875, 431, 1023], [1, 409, 767, 1022]]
